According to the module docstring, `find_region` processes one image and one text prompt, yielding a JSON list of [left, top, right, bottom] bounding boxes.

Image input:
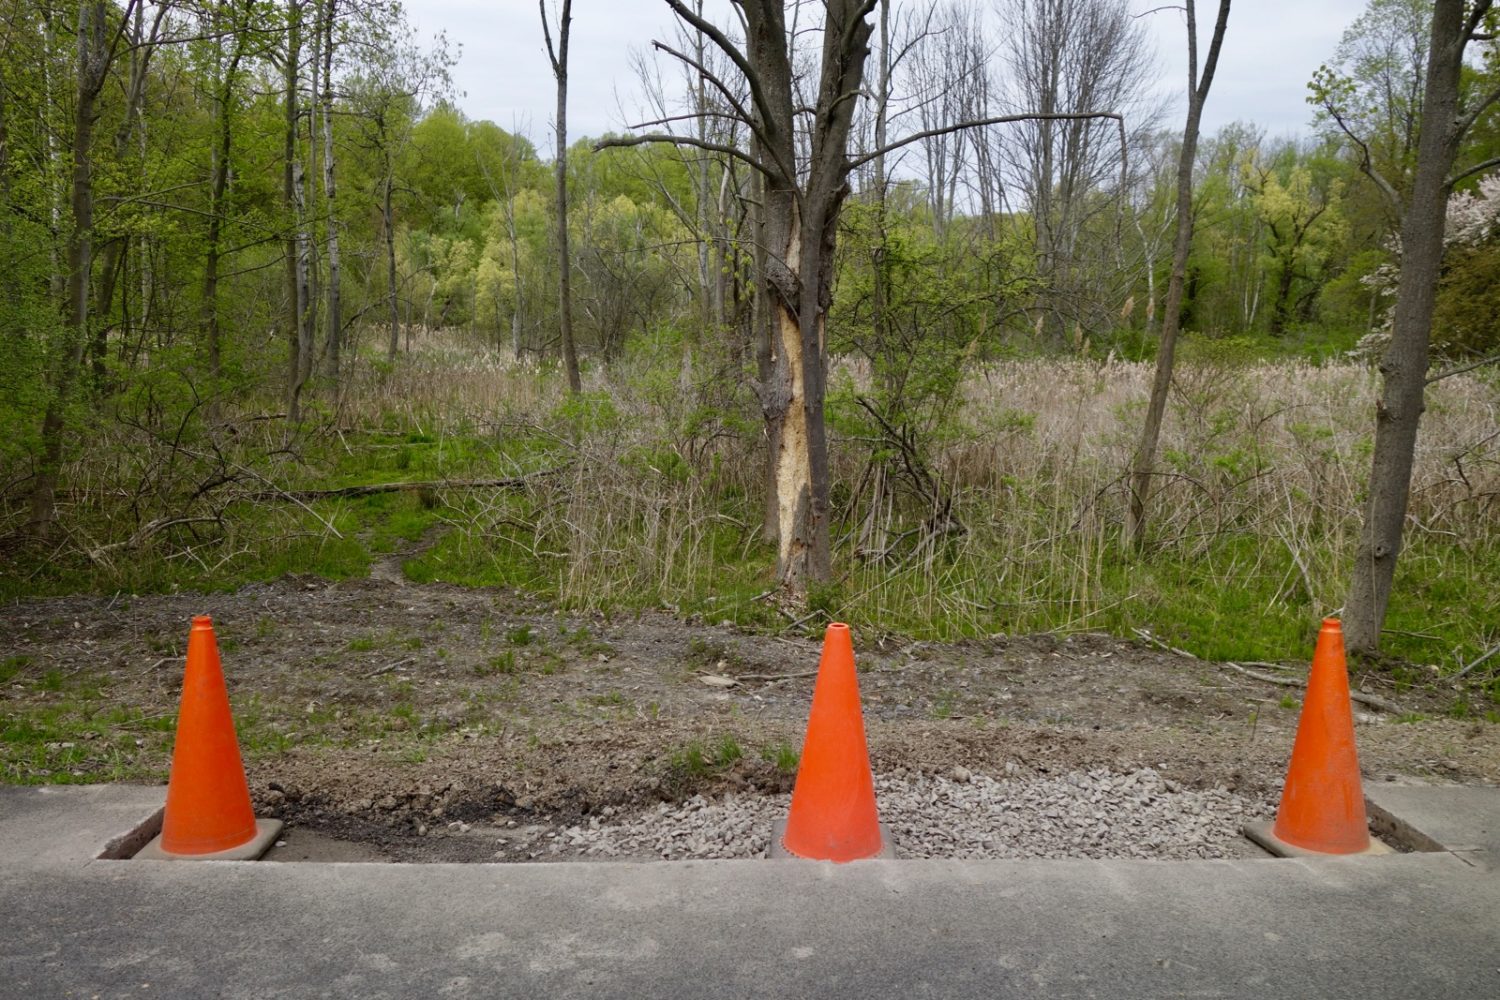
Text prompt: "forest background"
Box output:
[[2, 0, 1498, 700]]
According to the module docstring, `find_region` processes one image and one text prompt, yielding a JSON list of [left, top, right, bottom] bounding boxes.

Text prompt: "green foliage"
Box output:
[[1434, 236, 1500, 357]]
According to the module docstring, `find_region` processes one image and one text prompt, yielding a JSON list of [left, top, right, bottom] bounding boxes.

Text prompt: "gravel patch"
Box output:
[[528, 767, 1273, 861]]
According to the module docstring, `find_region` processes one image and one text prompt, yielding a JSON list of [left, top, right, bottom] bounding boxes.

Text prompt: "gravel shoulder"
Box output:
[[2, 576, 1494, 862]]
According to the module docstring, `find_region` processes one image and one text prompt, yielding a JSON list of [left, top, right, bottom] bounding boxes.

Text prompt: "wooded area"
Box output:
[[1, 0, 1498, 673]]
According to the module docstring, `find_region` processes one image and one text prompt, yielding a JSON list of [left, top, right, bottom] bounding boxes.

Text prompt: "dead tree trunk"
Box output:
[[541, 0, 582, 393], [608, 0, 1124, 595], [1126, 0, 1231, 549]]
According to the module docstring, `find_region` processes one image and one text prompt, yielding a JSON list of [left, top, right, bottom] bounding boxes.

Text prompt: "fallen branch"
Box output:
[[87, 516, 223, 564], [364, 657, 414, 679], [1455, 641, 1500, 679], [238, 469, 566, 502], [1222, 661, 1404, 714], [736, 670, 819, 683], [1132, 628, 1403, 713]]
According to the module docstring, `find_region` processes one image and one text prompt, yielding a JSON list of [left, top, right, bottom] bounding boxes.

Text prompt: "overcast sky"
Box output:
[[406, 1, 1370, 149]]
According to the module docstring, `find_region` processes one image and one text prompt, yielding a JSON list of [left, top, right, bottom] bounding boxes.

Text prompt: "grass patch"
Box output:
[[1, 655, 33, 683], [762, 741, 800, 774]]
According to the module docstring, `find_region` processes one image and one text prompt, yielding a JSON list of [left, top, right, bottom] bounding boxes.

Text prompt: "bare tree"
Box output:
[[906, 1, 984, 237], [996, 0, 1158, 344], [1336, 0, 1500, 653], [1125, 0, 1230, 549], [606, 0, 1124, 593], [541, 0, 582, 393]]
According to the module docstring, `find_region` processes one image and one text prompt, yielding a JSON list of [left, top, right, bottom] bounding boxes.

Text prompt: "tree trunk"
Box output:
[[870, 0, 891, 357], [28, 1, 108, 540], [319, 0, 342, 392], [283, 0, 306, 422], [1126, 0, 1230, 549], [384, 155, 399, 361], [203, 9, 244, 414], [741, 0, 872, 592], [1269, 249, 1295, 336], [1345, 0, 1470, 654], [751, 159, 782, 544], [542, 0, 581, 393], [504, 193, 524, 359]]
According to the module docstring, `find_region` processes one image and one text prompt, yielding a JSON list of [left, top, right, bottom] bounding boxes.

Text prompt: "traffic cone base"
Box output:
[[1246, 617, 1383, 857], [777, 623, 892, 862], [768, 818, 897, 860], [1244, 820, 1390, 859], [141, 615, 280, 861], [135, 818, 283, 862]]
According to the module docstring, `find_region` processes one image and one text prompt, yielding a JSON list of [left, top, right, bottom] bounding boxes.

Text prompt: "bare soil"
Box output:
[[2, 574, 1494, 862]]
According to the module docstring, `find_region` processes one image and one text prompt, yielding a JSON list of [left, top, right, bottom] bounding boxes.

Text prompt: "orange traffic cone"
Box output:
[[1246, 618, 1387, 857], [772, 623, 893, 861], [136, 616, 282, 860]]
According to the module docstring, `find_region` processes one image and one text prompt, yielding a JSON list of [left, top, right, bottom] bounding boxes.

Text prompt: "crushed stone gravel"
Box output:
[[515, 766, 1274, 861]]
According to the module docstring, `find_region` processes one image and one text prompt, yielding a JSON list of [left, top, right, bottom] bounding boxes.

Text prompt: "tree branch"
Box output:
[[1194, 0, 1232, 103], [1446, 153, 1500, 190], [538, 0, 562, 77], [595, 131, 778, 183], [1427, 351, 1500, 384], [846, 111, 1123, 175], [1455, 83, 1500, 141], [1463, 0, 1494, 42], [663, 0, 775, 143], [646, 38, 793, 183], [1323, 102, 1404, 213]]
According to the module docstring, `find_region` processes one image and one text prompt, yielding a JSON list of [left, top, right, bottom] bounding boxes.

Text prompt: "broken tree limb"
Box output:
[[1454, 641, 1500, 679], [1221, 661, 1404, 715], [1133, 628, 1403, 714], [239, 468, 567, 502]]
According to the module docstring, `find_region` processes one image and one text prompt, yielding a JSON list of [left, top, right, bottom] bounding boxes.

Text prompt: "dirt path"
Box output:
[[2, 575, 1494, 861]]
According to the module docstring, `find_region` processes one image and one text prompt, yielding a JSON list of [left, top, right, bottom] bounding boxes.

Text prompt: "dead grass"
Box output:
[[7, 330, 1498, 667]]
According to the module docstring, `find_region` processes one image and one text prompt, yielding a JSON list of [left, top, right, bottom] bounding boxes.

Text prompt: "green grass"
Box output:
[[714, 734, 742, 766], [475, 651, 518, 676], [1, 696, 174, 785], [1, 655, 32, 683], [4, 363, 1496, 680], [762, 741, 800, 774]]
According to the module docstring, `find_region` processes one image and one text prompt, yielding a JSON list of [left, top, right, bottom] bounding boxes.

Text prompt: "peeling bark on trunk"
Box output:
[[740, 0, 871, 592]]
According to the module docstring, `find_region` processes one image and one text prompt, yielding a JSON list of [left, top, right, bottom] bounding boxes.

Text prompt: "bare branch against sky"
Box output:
[[408, 0, 1366, 142]]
